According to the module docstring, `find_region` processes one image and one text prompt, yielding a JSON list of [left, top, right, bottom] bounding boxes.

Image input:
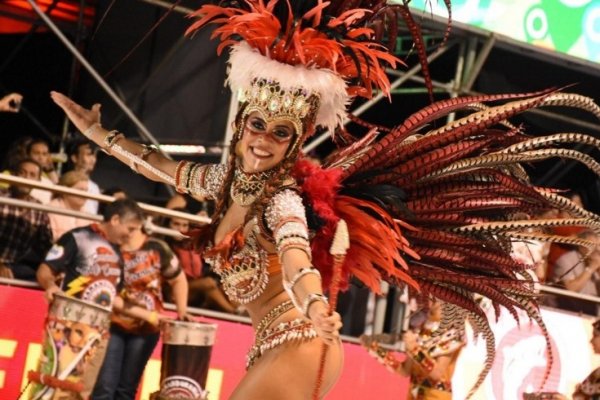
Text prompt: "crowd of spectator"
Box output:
[[0, 129, 233, 315]]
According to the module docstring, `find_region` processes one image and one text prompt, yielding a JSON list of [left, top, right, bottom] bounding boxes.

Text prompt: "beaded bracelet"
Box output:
[[130, 144, 157, 173], [148, 310, 159, 326], [301, 293, 329, 319]]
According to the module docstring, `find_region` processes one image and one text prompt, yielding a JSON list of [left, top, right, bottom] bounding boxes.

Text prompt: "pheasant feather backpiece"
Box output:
[[296, 90, 600, 397]]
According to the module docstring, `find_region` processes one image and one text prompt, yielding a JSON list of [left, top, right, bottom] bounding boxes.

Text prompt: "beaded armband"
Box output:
[[283, 267, 322, 311], [265, 190, 311, 259], [130, 144, 158, 173], [174, 162, 227, 200], [109, 141, 175, 185], [409, 346, 435, 373]]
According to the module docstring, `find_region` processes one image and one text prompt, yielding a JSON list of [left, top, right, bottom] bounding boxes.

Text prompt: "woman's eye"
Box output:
[[250, 120, 265, 130], [273, 129, 292, 139]]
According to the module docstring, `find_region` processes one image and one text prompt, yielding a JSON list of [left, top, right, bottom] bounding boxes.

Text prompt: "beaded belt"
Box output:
[[246, 300, 317, 369]]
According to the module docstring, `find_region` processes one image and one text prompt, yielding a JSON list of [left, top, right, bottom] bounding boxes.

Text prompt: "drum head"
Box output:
[[161, 320, 217, 346]]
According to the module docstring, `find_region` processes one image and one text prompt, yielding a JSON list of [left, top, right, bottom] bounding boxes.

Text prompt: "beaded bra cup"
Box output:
[[204, 222, 271, 305]]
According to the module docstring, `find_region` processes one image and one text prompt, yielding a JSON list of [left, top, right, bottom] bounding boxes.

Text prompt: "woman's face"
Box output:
[[237, 111, 296, 173]]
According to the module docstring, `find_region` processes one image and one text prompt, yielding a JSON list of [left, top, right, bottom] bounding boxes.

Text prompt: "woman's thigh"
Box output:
[[230, 339, 343, 400]]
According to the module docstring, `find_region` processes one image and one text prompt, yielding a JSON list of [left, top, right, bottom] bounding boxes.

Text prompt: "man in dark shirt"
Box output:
[[36, 198, 145, 398], [0, 158, 53, 280], [37, 198, 145, 308]]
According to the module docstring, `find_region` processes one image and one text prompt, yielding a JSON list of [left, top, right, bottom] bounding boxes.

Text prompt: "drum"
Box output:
[[154, 320, 217, 400], [28, 293, 111, 400]]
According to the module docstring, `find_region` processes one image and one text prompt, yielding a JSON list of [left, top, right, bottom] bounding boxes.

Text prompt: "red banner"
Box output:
[[0, 285, 408, 399]]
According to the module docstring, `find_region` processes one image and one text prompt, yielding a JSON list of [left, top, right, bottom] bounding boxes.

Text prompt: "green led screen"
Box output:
[[406, 0, 600, 64]]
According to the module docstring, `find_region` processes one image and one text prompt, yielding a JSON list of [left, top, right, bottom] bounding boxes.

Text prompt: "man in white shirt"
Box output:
[[68, 140, 101, 214]]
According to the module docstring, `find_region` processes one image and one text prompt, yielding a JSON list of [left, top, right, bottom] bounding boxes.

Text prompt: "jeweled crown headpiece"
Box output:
[[228, 41, 343, 137]]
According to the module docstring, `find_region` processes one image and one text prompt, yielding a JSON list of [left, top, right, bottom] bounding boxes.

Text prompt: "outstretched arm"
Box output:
[[51, 91, 179, 185]]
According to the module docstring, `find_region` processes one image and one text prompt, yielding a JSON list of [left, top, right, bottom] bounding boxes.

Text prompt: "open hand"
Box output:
[[50, 91, 101, 134]]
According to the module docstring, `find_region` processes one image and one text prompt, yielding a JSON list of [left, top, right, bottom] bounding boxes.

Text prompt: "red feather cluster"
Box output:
[[293, 159, 342, 288], [186, 0, 400, 98], [293, 158, 418, 293]]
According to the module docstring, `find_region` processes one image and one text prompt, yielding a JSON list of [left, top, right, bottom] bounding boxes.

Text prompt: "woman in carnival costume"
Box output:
[[362, 300, 467, 400], [52, 0, 600, 398]]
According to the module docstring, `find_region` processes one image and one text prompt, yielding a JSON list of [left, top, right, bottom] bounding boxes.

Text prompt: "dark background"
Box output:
[[1, 1, 599, 209]]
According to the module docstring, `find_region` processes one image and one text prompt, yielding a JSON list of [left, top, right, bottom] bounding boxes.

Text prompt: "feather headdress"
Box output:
[[186, 0, 411, 135]]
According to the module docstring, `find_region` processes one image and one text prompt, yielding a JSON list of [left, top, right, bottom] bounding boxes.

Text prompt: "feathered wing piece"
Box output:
[[296, 90, 600, 397], [185, 0, 599, 396]]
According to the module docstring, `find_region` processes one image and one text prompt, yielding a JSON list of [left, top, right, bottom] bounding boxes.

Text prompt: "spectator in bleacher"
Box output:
[[2, 137, 31, 197], [164, 209, 236, 313], [92, 224, 190, 399], [164, 192, 214, 217], [551, 229, 600, 316], [27, 138, 58, 204], [48, 170, 91, 240], [68, 139, 100, 214], [0, 158, 53, 280], [546, 192, 586, 280], [510, 212, 550, 282]]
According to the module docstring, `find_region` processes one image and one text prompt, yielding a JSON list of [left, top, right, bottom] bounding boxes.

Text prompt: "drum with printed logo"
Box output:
[[153, 320, 217, 400], [28, 293, 111, 400]]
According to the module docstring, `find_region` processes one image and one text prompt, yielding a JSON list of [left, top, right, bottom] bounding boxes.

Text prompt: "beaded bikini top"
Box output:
[[204, 222, 278, 304], [178, 163, 311, 305]]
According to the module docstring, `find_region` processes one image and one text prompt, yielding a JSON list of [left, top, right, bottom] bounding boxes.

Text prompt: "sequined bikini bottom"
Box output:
[[246, 300, 317, 369]]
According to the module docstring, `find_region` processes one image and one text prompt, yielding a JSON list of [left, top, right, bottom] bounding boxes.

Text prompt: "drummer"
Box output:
[[92, 221, 191, 399], [37, 198, 148, 398]]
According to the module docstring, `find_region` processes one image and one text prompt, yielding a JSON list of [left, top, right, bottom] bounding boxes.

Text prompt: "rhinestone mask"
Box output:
[[238, 79, 321, 152]]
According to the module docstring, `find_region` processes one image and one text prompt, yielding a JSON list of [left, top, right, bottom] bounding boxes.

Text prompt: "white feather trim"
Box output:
[[227, 42, 349, 134]]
